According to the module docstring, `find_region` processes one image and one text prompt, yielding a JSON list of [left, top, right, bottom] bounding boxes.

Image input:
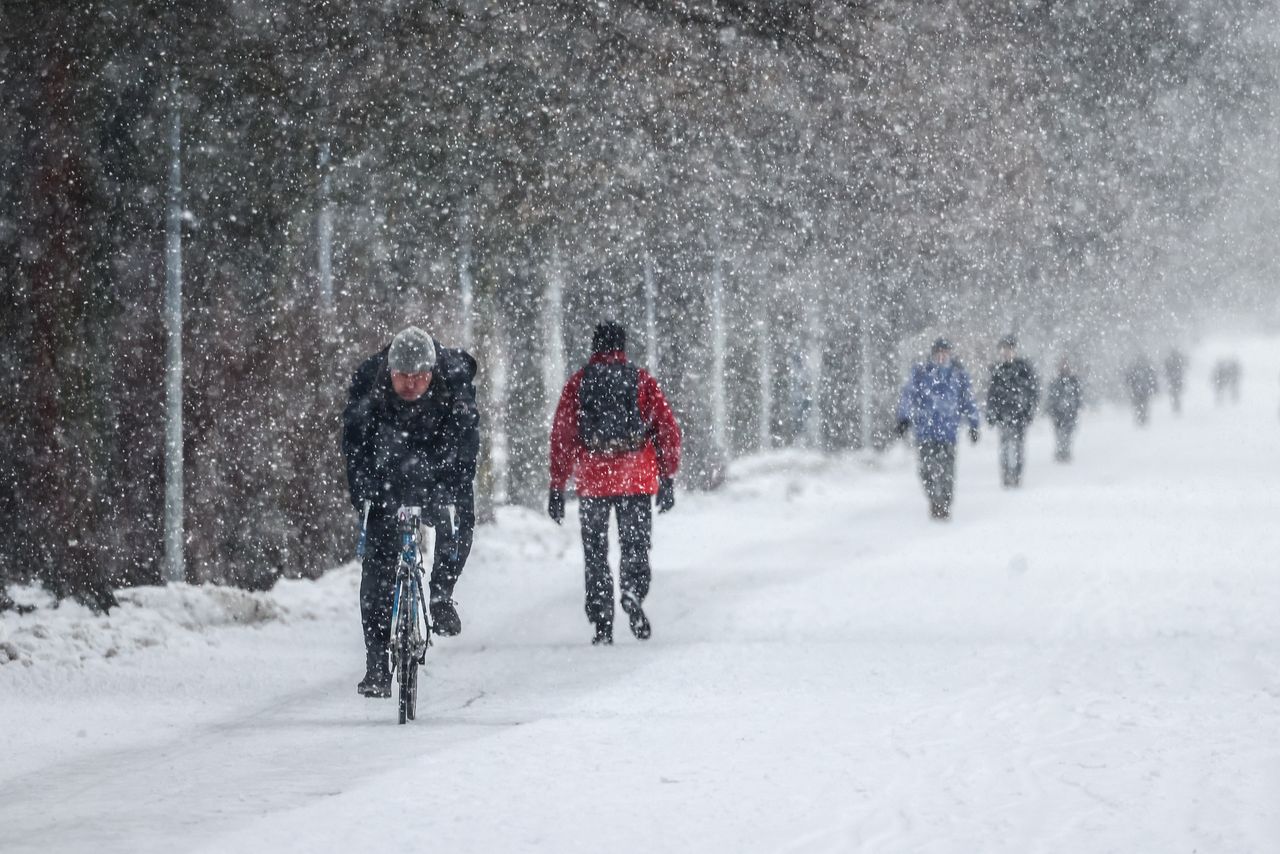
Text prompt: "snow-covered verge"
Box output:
[[1, 575, 328, 668], [0, 506, 568, 670], [1, 333, 1278, 854]]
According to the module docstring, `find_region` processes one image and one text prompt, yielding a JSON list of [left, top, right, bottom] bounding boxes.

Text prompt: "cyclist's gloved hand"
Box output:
[[969, 426, 980, 444], [656, 477, 675, 514], [548, 489, 565, 525], [398, 479, 443, 512]]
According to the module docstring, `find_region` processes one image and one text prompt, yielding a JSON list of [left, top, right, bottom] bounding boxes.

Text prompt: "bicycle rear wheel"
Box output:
[[405, 658, 418, 720]]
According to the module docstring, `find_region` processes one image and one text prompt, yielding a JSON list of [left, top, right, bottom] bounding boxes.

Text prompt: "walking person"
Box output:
[[1212, 358, 1242, 404], [1126, 355, 1159, 426], [896, 338, 981, 521], [342, 326, 480, 697], [1164, 348, 1187, 414], [1046, 358, 1084, 462], [985, 335, 1040, 487], [548, 322, 682, 645]]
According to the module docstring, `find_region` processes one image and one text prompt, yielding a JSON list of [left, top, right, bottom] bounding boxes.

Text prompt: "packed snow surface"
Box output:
[[2, 334, 1279, 853]]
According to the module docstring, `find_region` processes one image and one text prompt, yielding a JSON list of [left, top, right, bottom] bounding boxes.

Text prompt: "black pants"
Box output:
[[998, 424, 1026, 486], [579, 495, 652, 629], [917, 441, 956, 511], [1133, 396, 1151, 425], [1053, 420, 1075, 461], [359, 483, 475, 661]]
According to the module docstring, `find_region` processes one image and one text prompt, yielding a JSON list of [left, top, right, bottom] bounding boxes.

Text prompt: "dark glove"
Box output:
[[895, 419, 911, 438], [548, 489, 565, 525], [399, 481, 442, 513], [656, 477, 675, 513], [969, 427, 980, 444]]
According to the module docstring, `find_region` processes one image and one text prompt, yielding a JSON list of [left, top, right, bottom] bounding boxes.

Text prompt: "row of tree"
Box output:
[[1, 0, 1271, 605]]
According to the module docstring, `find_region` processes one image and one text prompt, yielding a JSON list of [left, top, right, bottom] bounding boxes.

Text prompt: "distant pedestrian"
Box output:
[[985, 335, 1040, 488], [548, 322, 682, 646], [1213, 358, 1242, 405], [896, 338, 981, 521], [1046, 358, 1084, 462], [1126, 356, 1159, 426], [1164, 349, 1187, 414]]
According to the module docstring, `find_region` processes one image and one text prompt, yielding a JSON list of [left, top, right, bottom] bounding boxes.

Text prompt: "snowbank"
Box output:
[[0, 505, 565, 670]]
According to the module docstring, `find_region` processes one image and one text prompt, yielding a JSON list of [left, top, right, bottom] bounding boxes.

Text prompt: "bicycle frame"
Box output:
[[388, 505, 434, 724], [389, 507, 432, 661]]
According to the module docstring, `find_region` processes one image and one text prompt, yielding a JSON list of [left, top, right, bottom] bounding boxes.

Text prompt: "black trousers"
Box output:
[[917, 441, 957, 510], [998, 424, 1027, 486], [1053, 420, 1076, 461], [1133, 395, 1151, 425], [579, 495, 652, 628], [359, 483, 475, 661]]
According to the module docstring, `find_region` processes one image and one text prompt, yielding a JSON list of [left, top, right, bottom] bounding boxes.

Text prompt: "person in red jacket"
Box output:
[[548, 322, 682, 645]]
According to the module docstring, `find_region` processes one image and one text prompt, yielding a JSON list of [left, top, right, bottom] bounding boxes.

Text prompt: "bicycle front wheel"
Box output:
[[397, 646, 415, 724], [396, 584, 415, 725]]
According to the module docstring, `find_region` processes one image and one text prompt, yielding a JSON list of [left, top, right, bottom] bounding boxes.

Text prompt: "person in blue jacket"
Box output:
[[896, 338, 981, 520]]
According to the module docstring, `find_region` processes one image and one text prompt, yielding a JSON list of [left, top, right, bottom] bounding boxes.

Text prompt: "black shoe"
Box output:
[[357, 660, 392, 698], [591, 622, 613, 646], [620, 593, 651, 641], [430, 598, 461, 637]]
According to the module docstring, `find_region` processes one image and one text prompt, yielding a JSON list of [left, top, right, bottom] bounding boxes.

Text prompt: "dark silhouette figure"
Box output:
[[1046, 359, 1084, 462], [1126, 356, 1159, 426], [1213, 359, 1242, 405], [1164, 349, 1187, 414], [986, 335, 1040, 488]]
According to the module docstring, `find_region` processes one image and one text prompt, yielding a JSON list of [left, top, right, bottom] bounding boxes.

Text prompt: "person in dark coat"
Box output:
[[896, 338, 981, 521], [1126, 356, 1159, 426], [985, 335, 1040, 487], [342, 326, 480, 697], [1164, 348, 1187, 414], [1213, 358, 1241, 405], [548, 322, 682, 645], [1046, 358, 1084, 462]]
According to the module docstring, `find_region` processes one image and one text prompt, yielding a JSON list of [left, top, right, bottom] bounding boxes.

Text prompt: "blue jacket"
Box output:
[[897, 360, 981, 445]]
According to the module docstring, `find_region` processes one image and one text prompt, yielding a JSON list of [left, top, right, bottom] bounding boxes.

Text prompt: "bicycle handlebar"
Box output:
[[396, 505, 424, 534]]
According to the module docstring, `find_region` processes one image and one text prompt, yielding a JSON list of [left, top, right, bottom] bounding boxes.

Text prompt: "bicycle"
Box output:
[[389, 505, 434, 725]]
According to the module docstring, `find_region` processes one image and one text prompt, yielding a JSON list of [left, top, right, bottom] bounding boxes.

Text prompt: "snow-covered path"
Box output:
[[3, 335, 1279, 854]]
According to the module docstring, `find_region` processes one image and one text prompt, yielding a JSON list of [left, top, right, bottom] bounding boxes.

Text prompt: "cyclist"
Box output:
[[342, 326, 480, 697]]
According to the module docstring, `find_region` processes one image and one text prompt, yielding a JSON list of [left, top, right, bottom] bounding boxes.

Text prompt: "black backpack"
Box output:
[[578, 362, 647, 453]]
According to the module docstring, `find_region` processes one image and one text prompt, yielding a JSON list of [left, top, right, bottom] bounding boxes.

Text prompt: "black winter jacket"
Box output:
[[342, 343, 480, 510], [1047, 374, 1083, 428], [986, 357, 1040, 428]]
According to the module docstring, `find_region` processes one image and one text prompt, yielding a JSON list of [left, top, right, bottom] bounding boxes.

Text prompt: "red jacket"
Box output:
[[549, 351, 682, 497]]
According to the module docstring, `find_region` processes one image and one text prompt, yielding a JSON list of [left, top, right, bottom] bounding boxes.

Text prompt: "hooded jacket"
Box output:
[[549, 350, 681, 497], [897, 359, 981, 445]]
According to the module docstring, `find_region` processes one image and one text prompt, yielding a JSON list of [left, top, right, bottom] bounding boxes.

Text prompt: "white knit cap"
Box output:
[[387, 326, 436, 373]]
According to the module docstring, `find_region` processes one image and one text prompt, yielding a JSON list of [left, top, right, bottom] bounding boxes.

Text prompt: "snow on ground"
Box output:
[[2, 333, 1279, 854]]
